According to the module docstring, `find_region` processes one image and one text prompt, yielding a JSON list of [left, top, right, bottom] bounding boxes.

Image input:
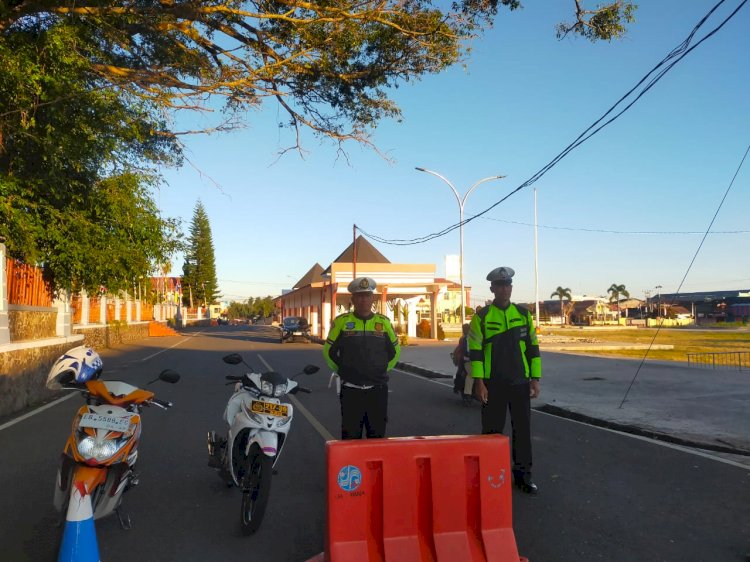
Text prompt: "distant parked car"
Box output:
[[280, 316, 311, 344], [217, 316, 229, 325]]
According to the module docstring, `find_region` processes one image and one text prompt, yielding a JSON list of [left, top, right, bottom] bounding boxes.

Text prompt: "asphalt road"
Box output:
[[0, 325, 747, 561]]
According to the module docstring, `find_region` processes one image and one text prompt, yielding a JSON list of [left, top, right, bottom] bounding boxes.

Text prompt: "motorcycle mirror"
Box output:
[[303, 365, 319, 375], [222, 354, 243, 365], [146, 369, 180, 385]]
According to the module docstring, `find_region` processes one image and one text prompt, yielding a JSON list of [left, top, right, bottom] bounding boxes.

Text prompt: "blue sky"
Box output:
[[157, 0, 749, 307]]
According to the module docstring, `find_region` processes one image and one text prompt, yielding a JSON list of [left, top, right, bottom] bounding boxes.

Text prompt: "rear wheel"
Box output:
[[240, 444, 273, 535]]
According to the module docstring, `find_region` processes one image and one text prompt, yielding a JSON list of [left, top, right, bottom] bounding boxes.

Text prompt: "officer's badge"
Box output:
[[345, 322, 355, 330], [374, 323, 383, 332], [359, 278, 370, 290]]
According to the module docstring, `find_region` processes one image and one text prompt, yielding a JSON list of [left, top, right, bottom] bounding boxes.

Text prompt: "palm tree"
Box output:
[[550, 286, 572, 326], [607, 283, 630, 318]]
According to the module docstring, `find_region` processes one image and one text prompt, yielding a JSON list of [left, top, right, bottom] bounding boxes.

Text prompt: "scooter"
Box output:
[[207, 353, 318, 534], [46, 346, 179, 554]]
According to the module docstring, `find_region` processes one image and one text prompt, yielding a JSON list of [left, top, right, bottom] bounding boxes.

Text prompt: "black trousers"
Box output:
[[481, 379, 533, 478], [339, 384, 388, 440]]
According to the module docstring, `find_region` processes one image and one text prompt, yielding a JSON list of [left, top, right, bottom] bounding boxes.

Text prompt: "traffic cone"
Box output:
[[58, 481, 100, 562]]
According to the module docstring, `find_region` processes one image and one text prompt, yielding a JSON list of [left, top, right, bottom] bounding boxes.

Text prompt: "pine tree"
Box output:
[[182, 201, 220, 307]]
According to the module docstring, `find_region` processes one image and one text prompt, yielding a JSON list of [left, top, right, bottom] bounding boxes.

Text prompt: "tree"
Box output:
[[0, 1, 637, 151], [181, 201, 220, 307], [557, 1, 637, 41], [0, 21, 183, 293], [550, 286, 572, 327], [607, 283, 630, 317]]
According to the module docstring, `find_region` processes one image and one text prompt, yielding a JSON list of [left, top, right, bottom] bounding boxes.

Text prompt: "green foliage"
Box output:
[[417, 319, 431, 338], [0, 2, 635, 151], [550, 286, 573, 327], [181, 201, 220, 306], [454, 305, 475, 316], [437, 323, 446, 341], [0, 22, 182, 293], [226, 296, 276, 320], [556, 2, 637, 42]]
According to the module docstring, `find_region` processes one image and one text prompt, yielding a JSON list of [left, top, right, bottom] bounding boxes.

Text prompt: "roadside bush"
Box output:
[[437, 323, 445, 341], [417, 319, 431, 338]]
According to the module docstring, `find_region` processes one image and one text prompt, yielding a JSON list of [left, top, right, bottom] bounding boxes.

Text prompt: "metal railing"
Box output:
[[687, 351, 749, 371]]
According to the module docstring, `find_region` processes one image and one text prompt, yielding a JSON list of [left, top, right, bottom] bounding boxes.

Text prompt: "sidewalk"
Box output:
[[396, 340, 750, 461]]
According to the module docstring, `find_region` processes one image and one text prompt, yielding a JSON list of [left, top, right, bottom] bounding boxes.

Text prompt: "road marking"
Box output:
[[533, 408, 750, 470], [1, 333, 201, 432], [139, 333, 200, 361], [397, 369, 750, 470], [0, 393, 78, 432], [257, 354, 336, 442]]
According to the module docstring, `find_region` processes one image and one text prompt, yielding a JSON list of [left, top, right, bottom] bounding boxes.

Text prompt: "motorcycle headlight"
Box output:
[[273, 383, 287, 397], [76, 436, 128, 462], [260, 380, 274, 396], [277, 415, 292, 428]]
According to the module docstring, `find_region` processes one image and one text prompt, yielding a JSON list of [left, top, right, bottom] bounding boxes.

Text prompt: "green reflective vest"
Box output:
[[323, 312, 400, 386], [468, 303, 541, 381]]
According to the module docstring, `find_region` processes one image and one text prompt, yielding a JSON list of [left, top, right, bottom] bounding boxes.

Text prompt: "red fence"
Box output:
[[5, 258, 53, 307]]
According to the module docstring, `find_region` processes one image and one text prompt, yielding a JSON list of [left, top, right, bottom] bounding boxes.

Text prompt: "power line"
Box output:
[[478, 216, 750, 235], [358, 0, 748, 247], [618, 142, 750, 408]]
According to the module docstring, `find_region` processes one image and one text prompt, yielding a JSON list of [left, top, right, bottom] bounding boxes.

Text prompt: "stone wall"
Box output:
[[0, 342, 73, 417], [0, 322, 149, 418], [74, 322, 149, 348], [8, 309, 57, 341]]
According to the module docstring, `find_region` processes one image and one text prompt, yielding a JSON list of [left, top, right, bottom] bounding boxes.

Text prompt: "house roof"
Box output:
[[322, 235, 390, 275], [293, 263, 325, 289]]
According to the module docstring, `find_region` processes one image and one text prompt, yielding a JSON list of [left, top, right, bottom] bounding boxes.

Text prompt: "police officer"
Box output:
[[469, 266, 542, 494], [323, 277, 400, 439]]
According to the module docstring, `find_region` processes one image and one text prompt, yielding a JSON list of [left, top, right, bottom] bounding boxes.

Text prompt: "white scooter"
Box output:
[[207, 353, 318, 534]]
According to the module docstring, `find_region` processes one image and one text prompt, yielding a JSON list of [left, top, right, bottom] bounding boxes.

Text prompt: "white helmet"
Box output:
[[46, 346, 103, 389]]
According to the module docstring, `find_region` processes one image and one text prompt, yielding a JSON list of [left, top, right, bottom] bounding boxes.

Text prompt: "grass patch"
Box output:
[[541, 326, 750, 362]]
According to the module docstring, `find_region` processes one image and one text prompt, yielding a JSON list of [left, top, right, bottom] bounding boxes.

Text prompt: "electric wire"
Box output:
[[478, 217, 750, 235], [618, 143, 750, 408], [358, 0, 748, 247]]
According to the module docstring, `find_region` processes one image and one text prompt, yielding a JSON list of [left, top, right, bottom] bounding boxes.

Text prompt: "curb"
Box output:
[[399, 365, 750, 457], [396, 362, 452, 379], [536, 404, 750, 457]]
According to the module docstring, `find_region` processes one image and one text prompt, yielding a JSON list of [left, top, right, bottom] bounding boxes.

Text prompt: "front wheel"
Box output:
[[240, 444, 273, 535]]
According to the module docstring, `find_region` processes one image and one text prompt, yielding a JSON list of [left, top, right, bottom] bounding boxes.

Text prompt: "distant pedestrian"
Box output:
[[452, 323, 473, 405], [323, 277, 400, 439], [469, 266, 542, 494]]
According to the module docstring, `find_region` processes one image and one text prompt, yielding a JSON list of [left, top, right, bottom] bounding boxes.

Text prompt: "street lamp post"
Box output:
[[655, 285, 662, 318], [415, 167, 505, 326]]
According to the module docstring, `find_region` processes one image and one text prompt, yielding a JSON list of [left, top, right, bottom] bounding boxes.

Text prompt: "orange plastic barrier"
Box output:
[[322, 435, 528, 562], [148, 321, 179, 337]]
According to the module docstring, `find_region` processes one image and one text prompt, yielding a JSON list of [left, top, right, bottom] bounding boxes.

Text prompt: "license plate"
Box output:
[[250, 401, 288, 417], [80, 413, 131, 433], [293, 331, 303, 336]]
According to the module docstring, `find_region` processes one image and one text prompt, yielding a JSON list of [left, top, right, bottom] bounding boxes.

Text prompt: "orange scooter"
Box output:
[[46, 346, 179, 534]]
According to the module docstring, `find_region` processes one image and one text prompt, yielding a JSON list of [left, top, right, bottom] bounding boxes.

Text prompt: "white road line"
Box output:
[[0, 392, 78, 432], [397, 369, 749, 470], [533, 408, 750, 470], [1, 333, 201, 432], [257, 354, 336, 442], [140, 333, 201, 362]]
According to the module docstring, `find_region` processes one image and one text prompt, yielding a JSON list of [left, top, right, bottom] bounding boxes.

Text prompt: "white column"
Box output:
[[81, 289, 90, 326], [311, 308, 319, 336], [0, 243, 9, 345], [55, 290, 72, 337], [136, 299, 142, 322], [114, 295, 122, 321], [322, 302, 331, 338], [100, 295, 107, 324], [126, 293, 132, 323]]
